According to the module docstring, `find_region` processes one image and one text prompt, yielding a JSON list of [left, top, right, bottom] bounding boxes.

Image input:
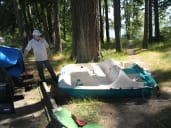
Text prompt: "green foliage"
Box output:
[[60, 0, 72, 39], [101, 48, 128, 61], [160, 26, 171, 41], [0, 0, 16, 34], [122, 0, 144, 39], [0, 32, 24, 49], [134, 40, 171, 87]]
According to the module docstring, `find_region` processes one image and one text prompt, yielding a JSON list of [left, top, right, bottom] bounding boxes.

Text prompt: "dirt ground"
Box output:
[[0, 56, 171, 128], [0, 86, 49, 128], [0, 60, 50, 128], [97, 87, 171, 128], [62, 86, 171, 128]]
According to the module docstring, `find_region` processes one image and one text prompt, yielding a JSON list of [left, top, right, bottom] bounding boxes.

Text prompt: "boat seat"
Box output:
[[106, 65, 121, 83], [71, 72, 100, 86], [111, 70, 144, 89], [127, 74, 143, 82], [98, 59, 116, 74], [98, 59, 121, 83], [90, 63, 106, 77]]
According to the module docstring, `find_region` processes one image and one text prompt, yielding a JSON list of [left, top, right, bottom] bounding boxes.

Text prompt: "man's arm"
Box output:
[[23, 49, 29, 60], [47, 48, 52, 60]]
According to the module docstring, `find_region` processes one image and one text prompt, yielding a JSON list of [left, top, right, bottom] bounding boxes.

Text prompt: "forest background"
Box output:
[[0, 0, 171, 63]]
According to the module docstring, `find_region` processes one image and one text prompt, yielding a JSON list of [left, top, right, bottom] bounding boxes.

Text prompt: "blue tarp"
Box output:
[[0, 46, 24, 77]]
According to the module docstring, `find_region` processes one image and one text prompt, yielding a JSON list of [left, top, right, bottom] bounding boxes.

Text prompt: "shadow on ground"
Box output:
[[51, 85, 171, 128]]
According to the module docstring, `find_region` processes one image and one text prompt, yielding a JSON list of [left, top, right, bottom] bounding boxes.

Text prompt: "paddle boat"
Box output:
[[58, 59, 158, 98]]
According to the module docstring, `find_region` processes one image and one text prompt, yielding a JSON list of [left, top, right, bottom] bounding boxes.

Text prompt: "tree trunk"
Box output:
[[45, 0, 53, 44], [113, 0, 122, 52], [143, 0, 149, 49], [13, 0, 27, 49], [71, 0, 100, 63], [34, 0, 42, 29], [25, 3, 33, 39], [39, 1, 51, 44], [62, 0, 66, 40], [154, 0, 160, 41], [99, 0, 104, 44], [22, 0, 32, 42], [104, 0, 110, 43], [53, 0, 61, 52], [149, 0, 153, 43]]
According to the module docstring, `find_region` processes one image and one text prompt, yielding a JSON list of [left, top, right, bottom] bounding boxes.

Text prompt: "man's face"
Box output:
[[33, 35, 41, 41]]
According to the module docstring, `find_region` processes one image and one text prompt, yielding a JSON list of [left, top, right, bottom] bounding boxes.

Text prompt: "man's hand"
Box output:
[[47, 48, 52, 60], [23, 49, 29, 60]]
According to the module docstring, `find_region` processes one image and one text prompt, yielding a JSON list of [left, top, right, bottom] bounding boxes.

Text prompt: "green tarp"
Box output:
[[52, 107, 103, 128]]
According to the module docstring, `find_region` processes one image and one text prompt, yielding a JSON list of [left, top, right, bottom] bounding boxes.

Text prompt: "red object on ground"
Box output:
[[72, 114, 87, 127]]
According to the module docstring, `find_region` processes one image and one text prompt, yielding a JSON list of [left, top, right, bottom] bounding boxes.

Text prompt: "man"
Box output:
[[23, 30, 56, 82]]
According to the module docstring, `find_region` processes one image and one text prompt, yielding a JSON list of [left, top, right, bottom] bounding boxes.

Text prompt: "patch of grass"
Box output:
[[101, 49, 128, 61], [136, 42, 171, 87], [65, 98, 101, 123]]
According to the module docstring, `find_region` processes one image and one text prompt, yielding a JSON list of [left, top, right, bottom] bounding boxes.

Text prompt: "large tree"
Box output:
[[71, 0, 100, 63], [154, 0, 160, 41], [104, 0, 110, 43], [99, 0, 104, 44], [13, 0, 27, 48], [149, 0, 153, 43], [113, 0, 122, 52], [53, 0, 61, 51], [142, 0, 149, 49]]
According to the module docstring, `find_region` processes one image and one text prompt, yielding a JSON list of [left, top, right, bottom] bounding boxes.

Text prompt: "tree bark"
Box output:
[[13, 0, 27, 49], [21, 0, 32, 41], [62, 0, 66, 40], [25, 3, 34, 39], [53, 0, 61, 52], [71, 0, 100, 63], [143, 0, 149, 49], [99, 0, 104, 44], [45, 0, 53, 44], [104, 0, 110, 43], [34, 0, 42, 29], [149, 0, 153, 43], [154, 0, 160, 41], [39, 1, 51, 44], [113, 0, 122, 52]]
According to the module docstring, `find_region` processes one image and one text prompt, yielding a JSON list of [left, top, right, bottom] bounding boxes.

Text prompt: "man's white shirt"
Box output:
[[25, 38, 49, 61]]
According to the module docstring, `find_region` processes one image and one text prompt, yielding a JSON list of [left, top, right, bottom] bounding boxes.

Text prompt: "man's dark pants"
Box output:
[[35, 60, 56, 81]]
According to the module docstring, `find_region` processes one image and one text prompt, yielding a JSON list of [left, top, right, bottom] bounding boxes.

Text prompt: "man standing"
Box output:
[[23, 30, 56, 82]]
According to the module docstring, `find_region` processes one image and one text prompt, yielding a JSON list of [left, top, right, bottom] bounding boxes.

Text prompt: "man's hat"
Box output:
[[32, 30, 42, 36]]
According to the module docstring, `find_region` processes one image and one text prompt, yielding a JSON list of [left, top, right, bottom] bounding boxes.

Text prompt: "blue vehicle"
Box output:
[[0, 46, 33, 113], [0, 46, 24, 78]]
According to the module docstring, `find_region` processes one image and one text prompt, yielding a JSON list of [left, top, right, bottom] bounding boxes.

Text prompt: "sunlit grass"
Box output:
[[101, 48, 128, 61], [64, 98, 101, 122], [136, 42, 171, 87]]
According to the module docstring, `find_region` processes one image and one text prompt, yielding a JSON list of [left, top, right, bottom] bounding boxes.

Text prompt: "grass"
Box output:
[[134, 41, 171, 87], [64, 98, 101, 122]]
